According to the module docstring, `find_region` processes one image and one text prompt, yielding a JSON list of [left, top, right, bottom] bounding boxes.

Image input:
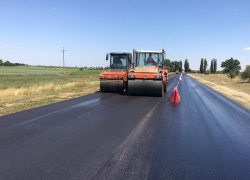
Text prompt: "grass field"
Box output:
[[0, 66, 103, 116], [188, 73, 250, 110], [2, 66, 249, 116], [0, 65, 69, 74]]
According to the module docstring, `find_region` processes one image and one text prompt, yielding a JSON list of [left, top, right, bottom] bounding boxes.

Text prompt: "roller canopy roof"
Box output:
[[107, 52, 131, 55], [134, 50, 164, 53]]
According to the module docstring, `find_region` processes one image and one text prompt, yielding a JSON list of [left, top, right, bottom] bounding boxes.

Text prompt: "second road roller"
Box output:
[[99, 52, 132, 93], [128, 49, 168, 97]]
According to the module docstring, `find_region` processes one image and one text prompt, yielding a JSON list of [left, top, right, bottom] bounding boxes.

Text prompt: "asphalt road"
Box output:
[[0, 74, 250, 180]]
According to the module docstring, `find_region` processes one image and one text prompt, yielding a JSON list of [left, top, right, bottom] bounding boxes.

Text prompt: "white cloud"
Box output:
[[243, 47, 250, 51], [236, 9, 238, 11]]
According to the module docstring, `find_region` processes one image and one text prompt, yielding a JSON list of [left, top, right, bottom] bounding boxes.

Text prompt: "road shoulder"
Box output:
[[188, 74, 250, 111]]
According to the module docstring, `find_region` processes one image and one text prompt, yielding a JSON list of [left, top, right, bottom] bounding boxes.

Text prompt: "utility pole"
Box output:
[[61, 47, 66, 74]]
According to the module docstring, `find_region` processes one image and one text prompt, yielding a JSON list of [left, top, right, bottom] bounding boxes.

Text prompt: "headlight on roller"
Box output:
[[155, 74, 163, 79], [128, 73, 136, 78]]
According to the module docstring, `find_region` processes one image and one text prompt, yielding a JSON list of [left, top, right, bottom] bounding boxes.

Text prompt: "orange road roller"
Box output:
[[99, 52, 132, 93], [128, 49, 168, 97]]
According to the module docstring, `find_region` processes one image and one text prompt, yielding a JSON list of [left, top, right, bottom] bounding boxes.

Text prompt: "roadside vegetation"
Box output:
[[0, 66, 103, 116], [1, 58, 249, 115], [188, 73, 250, 111], [187, 57, 250, 110]]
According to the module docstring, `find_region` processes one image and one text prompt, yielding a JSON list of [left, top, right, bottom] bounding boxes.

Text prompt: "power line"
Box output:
[[61, 47, 66, 74]]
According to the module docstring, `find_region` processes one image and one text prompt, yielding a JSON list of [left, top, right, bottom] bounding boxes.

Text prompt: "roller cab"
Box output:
[[99, 52, 131, 93], [128, 50, 168, 97]]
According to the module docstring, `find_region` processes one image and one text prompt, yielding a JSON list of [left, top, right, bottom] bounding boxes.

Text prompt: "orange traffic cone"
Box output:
[[170, 87, 180, 103]]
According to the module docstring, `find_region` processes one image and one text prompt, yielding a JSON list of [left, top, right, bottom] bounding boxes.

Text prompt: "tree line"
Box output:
[[199, 58, 218, 74], [164, 59, 193, 73], [198, 57, 249, 81], [164, 57, 249, 81], [0, 59, 26, 66], [2, 57, 249, 81], [79, 66, 109, 71]]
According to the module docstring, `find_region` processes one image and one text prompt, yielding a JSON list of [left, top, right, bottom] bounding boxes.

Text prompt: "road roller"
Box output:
[[128, 49, 168, 97], [99, 52, 132, 93]]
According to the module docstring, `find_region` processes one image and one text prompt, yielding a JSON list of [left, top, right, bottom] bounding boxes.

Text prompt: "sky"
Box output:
[[0, 0, 249, 70]]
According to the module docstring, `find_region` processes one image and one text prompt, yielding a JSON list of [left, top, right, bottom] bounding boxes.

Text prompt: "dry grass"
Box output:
[[0, 82, 88, 99], [0, 67, 103, 116], [168, 72, 176, 75], [188, 74, 250, 110], [0, 81, 100, 116]]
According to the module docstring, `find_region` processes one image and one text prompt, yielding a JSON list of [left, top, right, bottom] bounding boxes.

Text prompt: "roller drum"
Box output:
[[100, 80, 124, 93], [128, 79, 163, 97]]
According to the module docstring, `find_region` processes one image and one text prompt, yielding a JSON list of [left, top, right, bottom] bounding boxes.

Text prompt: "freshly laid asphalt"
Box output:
[[0, 74, 249, 180]]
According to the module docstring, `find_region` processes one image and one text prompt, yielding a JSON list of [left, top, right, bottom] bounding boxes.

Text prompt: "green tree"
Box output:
[[173, 61, 179, 72], [4, 60, 12, 66], [214, 59, 217, 74], [210, 59, 214, 73], [228, 69, 237, 81], [184, 59, 187, 73], [204, 58, 208, 73], [164, 59, 172, 67], [164, 59, 173, 71], [241, 65, 250, 82], [170, 62, 174, 71], [221, 57, 241, 75], [184, 59, 189, 73], [200, 58, 204, 73], [175, 61, 182, 72], [179, 60, 183, 72], [0, 59, 3, 66], [170, 61, 183, 72], [165, 66, 172, 72]]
